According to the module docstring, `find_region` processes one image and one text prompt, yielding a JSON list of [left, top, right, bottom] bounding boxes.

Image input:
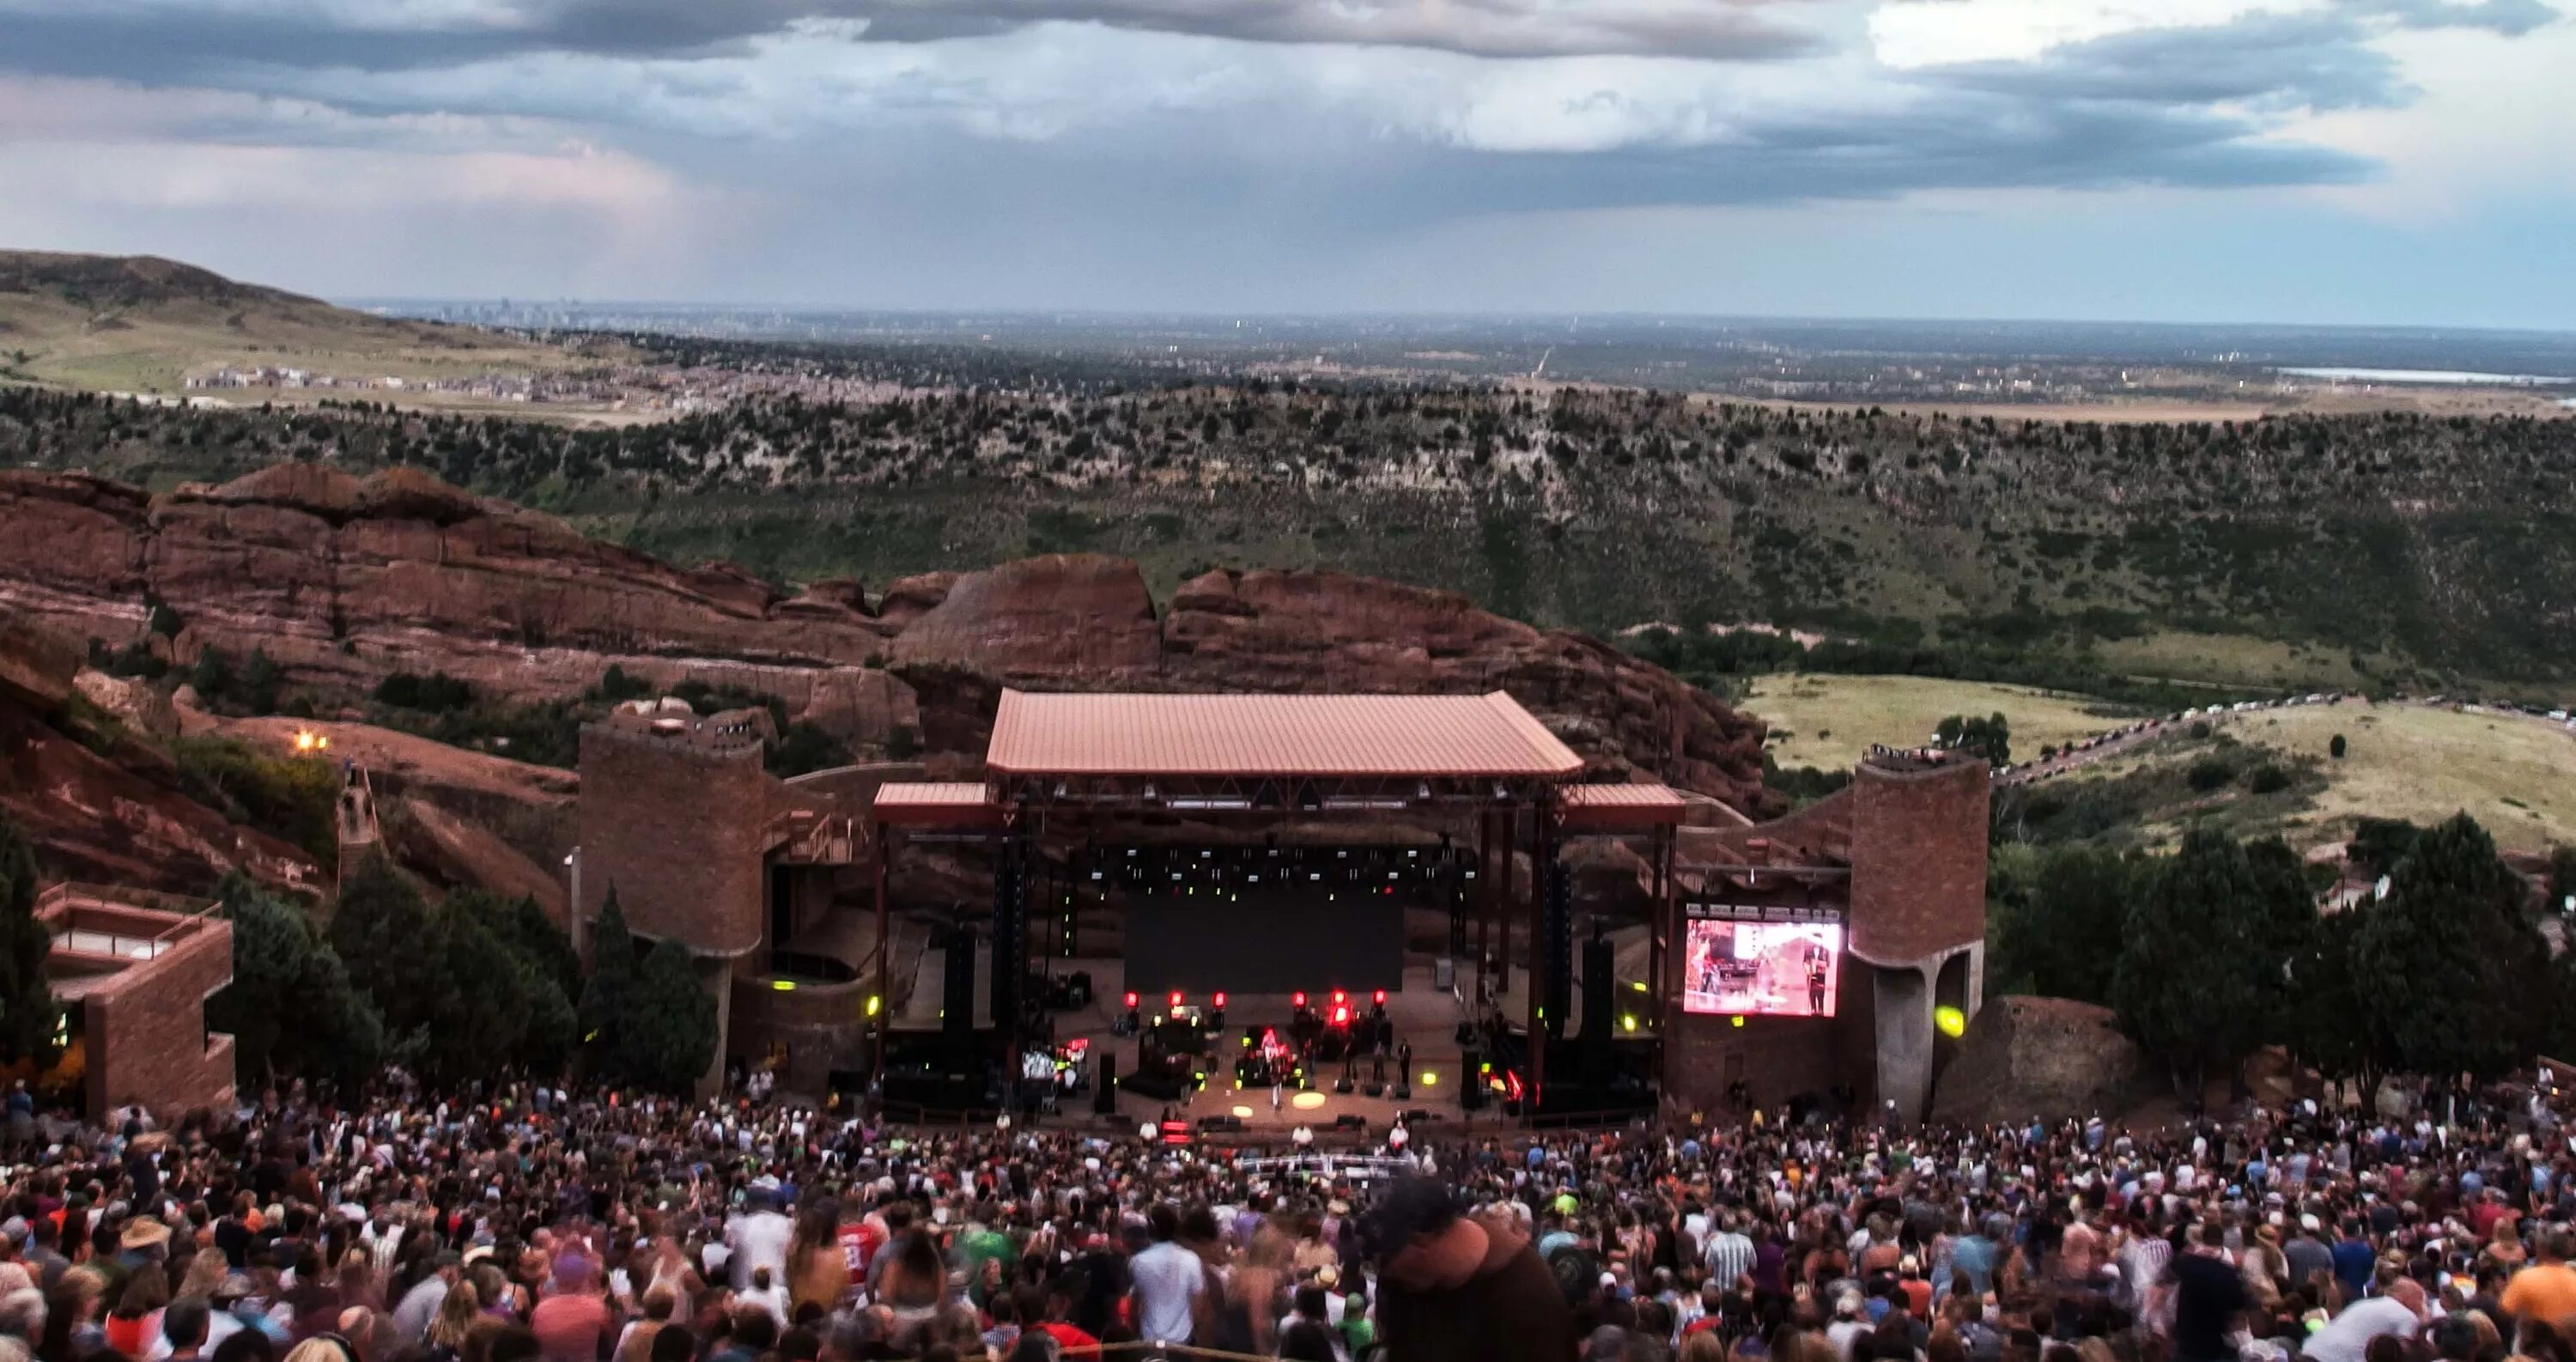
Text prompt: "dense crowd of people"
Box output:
[[6, 1080, 2576, 1362]]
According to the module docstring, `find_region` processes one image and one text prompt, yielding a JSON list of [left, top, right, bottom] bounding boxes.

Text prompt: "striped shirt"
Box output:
[[1704, 1230, 1756, 1287]]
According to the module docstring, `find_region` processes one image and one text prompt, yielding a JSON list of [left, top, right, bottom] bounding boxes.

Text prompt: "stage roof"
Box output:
[[985, 690, 1584, 780], [872, 781, 1001, 828], [1558, 781, 1689, 830]]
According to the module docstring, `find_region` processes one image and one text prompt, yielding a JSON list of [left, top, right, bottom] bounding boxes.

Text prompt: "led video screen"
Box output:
[[1681, 920, 1842, 1017], [1124, 884, 1403, 997]]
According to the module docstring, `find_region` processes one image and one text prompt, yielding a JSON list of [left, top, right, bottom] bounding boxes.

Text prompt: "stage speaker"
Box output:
[[1581, 927, 1615, 1088], [1334, 1078, 1356, 1095], [1447, 878, 1468, 957], [991, 843, 1028, 1045], [1121, 1068, 1186, 1103], [1459, 1047, 1485, 1111], [1541, 862, 1574, 1040], [1095, 1052, 1119, 1115], [1390, 1084, 1412, 1102], [942, 924, 977, 1046], [1363, 1081, 1385, 1098]]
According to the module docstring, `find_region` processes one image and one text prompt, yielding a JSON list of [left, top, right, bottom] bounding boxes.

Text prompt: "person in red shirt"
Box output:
[[836, 1204, 884, 1291], [528, 1259, 612, 1362]]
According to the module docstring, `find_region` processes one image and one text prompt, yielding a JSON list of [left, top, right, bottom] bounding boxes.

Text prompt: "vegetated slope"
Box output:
[[1741, 674, 2131, 771], [3, 366, 2572, 693], [1993, 698, 2576, 856], [0, 249, 589, 394]]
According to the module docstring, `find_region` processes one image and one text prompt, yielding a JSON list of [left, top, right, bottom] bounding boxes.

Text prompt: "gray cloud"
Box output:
[[1921, 13, 2412, 113]]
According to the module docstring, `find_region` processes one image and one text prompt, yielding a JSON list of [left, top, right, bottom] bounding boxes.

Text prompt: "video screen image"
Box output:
[[1681, 921, 1842, 1017]]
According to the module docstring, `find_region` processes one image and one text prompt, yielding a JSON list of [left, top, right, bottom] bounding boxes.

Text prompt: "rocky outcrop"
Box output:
[[0, 466, 1773, 812], [1929, 995, 2155, 1127]]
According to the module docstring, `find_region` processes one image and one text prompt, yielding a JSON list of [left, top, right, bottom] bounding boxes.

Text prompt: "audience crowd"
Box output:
[[3, 1082, 2574, 1362]]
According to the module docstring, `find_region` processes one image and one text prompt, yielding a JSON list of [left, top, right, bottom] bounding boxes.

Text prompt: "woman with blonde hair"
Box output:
[[1681, 1330, 1730, 1362], [173, 1250, 231, 1304], [428, 1281, 481, 1362]]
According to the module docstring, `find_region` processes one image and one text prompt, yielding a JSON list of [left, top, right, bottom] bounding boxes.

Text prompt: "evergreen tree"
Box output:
[[209, 874, 383, 1084], [2289, 908, 2380, 1098], [616, 939, 716, 1093], [580, 887, 638, 1059], [0, 818, 60, 1068], [2352, 813, 2545, 1083], [2110, 829, 2283, 1094], [1986, 844, 2131, 1005]]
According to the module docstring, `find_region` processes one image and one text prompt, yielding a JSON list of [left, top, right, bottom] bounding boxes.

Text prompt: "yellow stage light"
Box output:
[[1291, 1090, 1328, 1110], [770, 979, 797, 992], [865, 995, 882, 1017], [1420, 1071, 1439, 1086], [1231, 1105, 1255, 1119], [1935, 1005, 1967, 1038], [1621, 1014, 1638, 1032], [1731, 1015, 1745, 1029]]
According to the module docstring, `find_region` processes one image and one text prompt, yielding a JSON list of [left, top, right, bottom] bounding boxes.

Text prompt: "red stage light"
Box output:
[[1212, 991, 1227, 1008], [1333, 1006, 1350, 1025], [1123, 992, 1139, 1009], [1373, 989, 1387, 1006], [1332, 989, 1346, 1006], [1170, 990, 1184, 1007], [1292, 991, 1307, 1007]]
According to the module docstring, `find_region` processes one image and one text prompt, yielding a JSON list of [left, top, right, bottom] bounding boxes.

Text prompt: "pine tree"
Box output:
[[0, 818, 59, 1068], [617, 939, 717, 1094], [2353, 813, 2544, 1083], [2110, 829, 2284, 1095], [579, 887, 638, 1061]]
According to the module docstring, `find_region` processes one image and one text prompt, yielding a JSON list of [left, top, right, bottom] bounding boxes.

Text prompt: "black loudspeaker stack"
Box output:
[[942, 924, 977, 1049], [1094, 1052, 1119, 1114], [992, 842, 1028, 1047], [1540, 863, 1573, 1040], [1459, 1046, 1485, 1112], [1581, 924, 1614, 1076], [1447, 871, 1468, 957]]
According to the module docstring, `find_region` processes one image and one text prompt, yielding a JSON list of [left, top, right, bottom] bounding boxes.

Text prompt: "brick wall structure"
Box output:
[[38, 886, 234, 1118], [576, 718, 773, 958]]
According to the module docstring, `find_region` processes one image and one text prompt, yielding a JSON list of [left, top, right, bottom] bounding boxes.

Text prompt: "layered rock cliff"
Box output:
[[0, 465, 1773, 813]]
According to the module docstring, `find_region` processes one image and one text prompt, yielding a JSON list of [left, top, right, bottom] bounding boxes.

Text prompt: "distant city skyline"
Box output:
[[1, 0, 2571, 328]]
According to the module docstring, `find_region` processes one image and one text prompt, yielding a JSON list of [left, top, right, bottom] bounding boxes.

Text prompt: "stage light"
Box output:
[[1212, 991, 1226, 1008], [865, 995, 880, 1017], [770, 980, 797, 992], [1332, 990, 1346, 1006], [1935, 1005, 1967, 1038], [1731, 1015, 1745, 1029], [1333, 1006, 1350, 1025], [1372, 989, 1387, 1006], [1124, 991, 1139, 1009], [1292, 991, 1307, 1007], [1620, 1013, 1637, 1032], [1170, 991, 1184, 1007], [1630, 981, 1650, 993], [1420, 1071, 1439, 1086]]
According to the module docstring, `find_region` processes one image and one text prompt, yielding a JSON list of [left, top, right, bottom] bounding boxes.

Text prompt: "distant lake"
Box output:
[[2281, 366, 2573, 386]]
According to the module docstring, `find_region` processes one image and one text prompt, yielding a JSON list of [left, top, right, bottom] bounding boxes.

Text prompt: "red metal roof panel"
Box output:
[[985, 690, 1583, 779]]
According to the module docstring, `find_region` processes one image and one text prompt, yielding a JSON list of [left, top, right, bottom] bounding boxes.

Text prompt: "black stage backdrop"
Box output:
[[1123, 884, 1406, 996]]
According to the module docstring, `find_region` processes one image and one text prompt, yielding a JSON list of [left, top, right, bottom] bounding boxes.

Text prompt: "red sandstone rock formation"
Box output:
[[0, 466, 1773, 813]]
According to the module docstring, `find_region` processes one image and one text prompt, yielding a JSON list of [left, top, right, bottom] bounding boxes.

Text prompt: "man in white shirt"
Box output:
[[2303, 1277, 2425, 1362], [1127, 1205, 1206, 1346], [726, 1184, 793, 1293]]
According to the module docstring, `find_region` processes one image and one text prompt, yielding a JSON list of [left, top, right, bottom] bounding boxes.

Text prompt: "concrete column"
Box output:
[[1873, 964, 1934, 1122], [697, 959, 734, 1100]]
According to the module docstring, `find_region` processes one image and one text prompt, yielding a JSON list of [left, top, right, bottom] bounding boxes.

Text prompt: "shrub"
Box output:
[[2245, 763, 2293, 795], [2330, 733, 2348, 759], [2185, 756, 2239, 793], [374, 671, 477, 713]]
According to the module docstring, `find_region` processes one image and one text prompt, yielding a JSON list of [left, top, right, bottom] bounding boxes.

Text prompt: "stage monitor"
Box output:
[[1681, 919, 1842, 1018]]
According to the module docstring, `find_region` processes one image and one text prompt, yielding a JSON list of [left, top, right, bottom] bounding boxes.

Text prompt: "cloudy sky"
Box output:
[[2, 0, 2570, 325]]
